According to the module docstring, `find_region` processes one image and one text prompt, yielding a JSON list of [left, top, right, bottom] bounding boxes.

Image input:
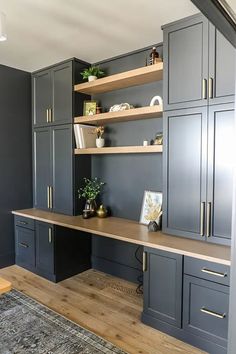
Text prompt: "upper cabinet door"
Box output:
[[163, 107, 207, 240], [33, 127, 51, 210], [52, 62, 73, 125], [51, 124, 73, 215], [33, 70, 52, 127], [163, 14, 208, 111], [209, 24, 235, 105], [207, 104, 234, 245]]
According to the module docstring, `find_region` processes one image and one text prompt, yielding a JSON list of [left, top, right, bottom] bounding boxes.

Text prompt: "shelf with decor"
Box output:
[[74, 145, 163, 155], [74, 105, 162, 125], [74, 63, 163, 94]]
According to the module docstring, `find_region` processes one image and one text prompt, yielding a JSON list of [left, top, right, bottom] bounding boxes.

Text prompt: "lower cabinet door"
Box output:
[[143, 247, 183, 327], [36, 221, 54, 275], [15, 226, 36, 269], [183, 275, 229, 348]]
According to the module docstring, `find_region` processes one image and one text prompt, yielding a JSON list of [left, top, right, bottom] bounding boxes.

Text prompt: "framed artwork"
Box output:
[[83, 101, 97, 116], [139, 191, 162, 225]]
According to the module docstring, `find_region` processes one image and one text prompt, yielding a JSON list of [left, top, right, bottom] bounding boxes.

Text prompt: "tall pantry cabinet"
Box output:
[[32, 58, 91, 216], [162, 13, 235, 245]]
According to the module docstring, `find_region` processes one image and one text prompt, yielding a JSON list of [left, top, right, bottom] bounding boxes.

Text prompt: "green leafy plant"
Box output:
[[80, 66, 105, 80], [78, 178, 105, 200]]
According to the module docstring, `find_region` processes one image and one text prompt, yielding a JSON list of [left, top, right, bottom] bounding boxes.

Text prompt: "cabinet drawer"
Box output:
[[15, 215, 35, 230], [15, 227, 36, 268], [183, 275, 229, 347], [184, 256, 230, 286]]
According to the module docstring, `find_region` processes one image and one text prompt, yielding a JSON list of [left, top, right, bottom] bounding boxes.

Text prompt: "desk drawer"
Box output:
[[15, 226, 36, 268], [15, 215, 35, 230], [183, 275, 229, 347], [184, 256, 230, 286]]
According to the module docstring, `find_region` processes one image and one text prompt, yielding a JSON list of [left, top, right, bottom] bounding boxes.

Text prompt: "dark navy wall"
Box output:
[[91, 45, 163, 282], [0, 65, 32, 268]]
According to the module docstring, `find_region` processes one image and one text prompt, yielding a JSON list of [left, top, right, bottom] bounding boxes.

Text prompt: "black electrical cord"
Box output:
[[135, 246, 143, 294]]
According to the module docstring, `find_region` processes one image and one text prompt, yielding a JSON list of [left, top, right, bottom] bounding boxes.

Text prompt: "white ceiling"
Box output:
[[0, 0, 234, 72]]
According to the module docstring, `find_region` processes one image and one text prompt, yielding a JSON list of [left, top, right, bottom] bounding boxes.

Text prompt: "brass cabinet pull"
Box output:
[[49, 186, 53, 209], [19, 242, 29, 248], [48, 227, 52, 243], [49, 108, 53, 122], [201, 268, 227, 278], [47, 186, 50, 209], [201, 307, 226, 319], [209, 77, 214, 99], [46, 109, 49, 123], [143, 252, 147, 272], [202, 79, 207, 99], [200, 202, 205, 237], [206, 202, 211, 237], [18, 221, 27, 225]]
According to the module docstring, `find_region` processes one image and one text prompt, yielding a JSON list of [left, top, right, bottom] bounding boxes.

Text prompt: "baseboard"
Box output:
[[0, 253, 15, 269], [92, 256, 142, 284], [141, 312, 227, 354]]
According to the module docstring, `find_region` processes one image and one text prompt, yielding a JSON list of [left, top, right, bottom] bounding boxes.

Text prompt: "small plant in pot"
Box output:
[[78, 177, 105, 218], [95, 126, 105, 148], [81, 66, 105, 82]]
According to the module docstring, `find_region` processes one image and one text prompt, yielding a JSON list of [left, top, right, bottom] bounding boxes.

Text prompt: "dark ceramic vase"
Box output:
[[84, 199, 97, 217]]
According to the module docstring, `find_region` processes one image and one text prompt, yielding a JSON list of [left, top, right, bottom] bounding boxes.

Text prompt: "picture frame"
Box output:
[[83, 101, 97, 116], [139, 190, 162, 225]]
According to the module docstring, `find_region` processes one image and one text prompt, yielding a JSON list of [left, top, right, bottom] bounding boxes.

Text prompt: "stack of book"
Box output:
[[74, 124, 97, 148]]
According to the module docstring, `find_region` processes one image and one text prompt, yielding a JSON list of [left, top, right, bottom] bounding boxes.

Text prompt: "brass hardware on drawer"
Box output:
[[200, 202, 205, 236], [201, 268, 227, 278], [206, 202, 211, 237], [48, 227, 52, 243], [49, 186, 53, 209], [143, 252, 147, 272], [202, 79, 207, 99], [47, 186, 50, 209], [19, 242, 29, 248], [209, 77, 213, 99], [18, 221, 28, 225], [201, 307, 226, 319]]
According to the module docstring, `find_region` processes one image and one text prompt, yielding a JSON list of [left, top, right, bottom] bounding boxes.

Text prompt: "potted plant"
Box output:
[[78, 177, 105, 217], [81, 66, 105, 82], [95, 126, 105, 148]]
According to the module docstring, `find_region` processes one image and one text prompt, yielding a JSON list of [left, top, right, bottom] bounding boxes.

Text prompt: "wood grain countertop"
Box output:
[[12, 208, 231, 266]]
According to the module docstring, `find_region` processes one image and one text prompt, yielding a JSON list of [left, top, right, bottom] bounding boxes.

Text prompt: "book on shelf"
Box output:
[[74, 124, 97, 148]]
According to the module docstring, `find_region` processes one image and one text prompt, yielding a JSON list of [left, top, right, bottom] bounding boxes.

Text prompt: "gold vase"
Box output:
[[96, 204, 107, 218]]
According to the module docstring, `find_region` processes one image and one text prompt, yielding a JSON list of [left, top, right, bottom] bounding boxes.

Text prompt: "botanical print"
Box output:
[[140, 191, 162, 225]]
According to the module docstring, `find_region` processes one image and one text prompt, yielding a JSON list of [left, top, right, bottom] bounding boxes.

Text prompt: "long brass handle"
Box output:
[[46, 109, 49, 123], [49, 186, 53, 209], [201, 307, 226, 319], [206, 202, 211, 237], [49, 108, 53, 123], [209, 77, 213, 99], [47, 186, 50, 209], [200, 202, 205, 237], [202, 79, 207, 99], [143, 252, 147, 272], [201, 268, 227, 278], [48, 227, 52, 243], [19, 242, 29, 248]]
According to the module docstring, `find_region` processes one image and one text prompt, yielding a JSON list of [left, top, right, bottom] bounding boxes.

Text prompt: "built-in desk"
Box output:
[[12, 208, 231, 266]]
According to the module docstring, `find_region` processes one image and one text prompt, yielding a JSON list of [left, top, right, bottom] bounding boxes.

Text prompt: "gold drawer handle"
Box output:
[[201, 307, 226, 319], [201, 268, 227, 278], [19, 242, 29, 248], [18, 221, 28, 225], [143, 252, 147, 272]]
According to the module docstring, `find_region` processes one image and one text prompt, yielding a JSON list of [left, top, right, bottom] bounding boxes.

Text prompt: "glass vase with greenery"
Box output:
[[78, 178, 105, 216]]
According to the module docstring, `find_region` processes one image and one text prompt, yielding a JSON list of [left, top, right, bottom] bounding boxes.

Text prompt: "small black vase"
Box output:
[[84, 199, 97, 217]]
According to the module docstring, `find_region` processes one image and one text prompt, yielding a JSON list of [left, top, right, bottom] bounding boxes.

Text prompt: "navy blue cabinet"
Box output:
[[142, 247, 183, 328], [163, 14, 235, 111], [15, 216, 91, 282]]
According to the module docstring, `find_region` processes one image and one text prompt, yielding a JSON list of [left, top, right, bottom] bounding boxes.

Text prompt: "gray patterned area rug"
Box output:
[[0, 289, 127, 354]]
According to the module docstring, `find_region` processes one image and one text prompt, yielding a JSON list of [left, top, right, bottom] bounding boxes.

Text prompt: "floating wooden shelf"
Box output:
[[74, 145, 163, 155], [74, 105, 163, 125], [74, 63, 163, 94]]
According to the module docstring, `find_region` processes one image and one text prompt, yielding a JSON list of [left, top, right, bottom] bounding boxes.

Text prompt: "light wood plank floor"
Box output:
[[0, 266, 206, 354]]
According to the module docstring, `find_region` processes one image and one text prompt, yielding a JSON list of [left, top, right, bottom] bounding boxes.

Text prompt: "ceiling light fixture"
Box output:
[[0, 11, 7, 41]]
